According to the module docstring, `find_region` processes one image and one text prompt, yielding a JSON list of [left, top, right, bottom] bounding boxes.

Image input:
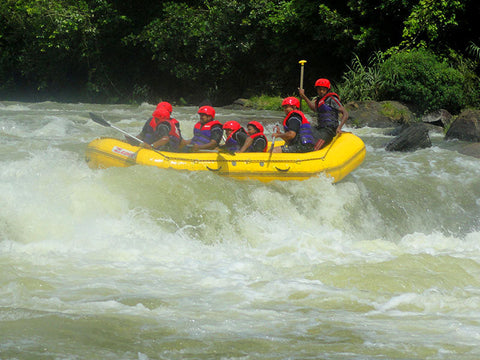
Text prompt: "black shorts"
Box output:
[[313, 126, 336, 144]]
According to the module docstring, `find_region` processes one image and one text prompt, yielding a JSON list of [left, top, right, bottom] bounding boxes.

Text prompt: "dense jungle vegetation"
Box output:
[[1, 0, 480, 113]]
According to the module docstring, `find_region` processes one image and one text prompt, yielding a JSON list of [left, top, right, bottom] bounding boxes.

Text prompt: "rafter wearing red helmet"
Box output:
[[271, 97, 315, 153], [127, 103, 182, 151], [221, 121, 248, 152], [299, 78, 349, 150], [184, 105, 223, 151], [237, 121, 268, 153]]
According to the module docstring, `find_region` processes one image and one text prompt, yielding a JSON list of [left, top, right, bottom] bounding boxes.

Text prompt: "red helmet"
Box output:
[[152, 107, 170, 120], [198, 105, 215, 118], [247, 121, 264, 133], [223, 120, 242, 132], [281, 97, 300, 108], [156, 101, 173, 114], [315, 78, 331, 89]]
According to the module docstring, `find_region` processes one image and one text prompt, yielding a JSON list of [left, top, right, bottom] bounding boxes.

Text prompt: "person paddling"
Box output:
[[221, 121, 248, 152], [299, 78, 348, 150], [148, 106, 183, 150], [184, 106, 223, 151], [237, 121, 268, 153], [272, 97, 315, 153], [127, 101, 183, 151], [156, 101, 185, 151]]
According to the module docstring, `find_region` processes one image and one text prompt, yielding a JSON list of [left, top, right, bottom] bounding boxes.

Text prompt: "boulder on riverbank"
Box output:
[[385, 123, 432, 152], [346, 100, 415, 128], [346, 102, 480, 157], [457, 143, 480, 159], [422, 109, 453, 129], [445, 109, 480, 142]]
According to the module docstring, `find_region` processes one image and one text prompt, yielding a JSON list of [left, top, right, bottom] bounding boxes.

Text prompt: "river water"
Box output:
[[1, 101, 480, 360]]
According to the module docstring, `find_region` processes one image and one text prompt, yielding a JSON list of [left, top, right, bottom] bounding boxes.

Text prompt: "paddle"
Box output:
[[89, 112, 145, 145], [298, 60, 307, 110], [89, 112, 172, 159], [269, 125, 279, 154]]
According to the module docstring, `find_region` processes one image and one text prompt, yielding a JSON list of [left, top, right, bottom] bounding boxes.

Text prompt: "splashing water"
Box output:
[[1, 101, 480, 359]]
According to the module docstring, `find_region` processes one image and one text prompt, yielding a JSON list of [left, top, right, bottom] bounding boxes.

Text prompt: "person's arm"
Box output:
[[273, 129, 296, 142], [192, 139, 218, 151], [299, 88, 316, 111], [336, 105, 349, 134], [178, 138, 189, 150], [273, 116, 300, 143], [190, 125, 222, 151], [237, 136, 253, 153], [151, 136, 169, 149], [127, 119, 151, 145], [151, 123, 171, 149]]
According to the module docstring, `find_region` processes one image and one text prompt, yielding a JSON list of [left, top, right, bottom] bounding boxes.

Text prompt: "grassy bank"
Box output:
[[244, 95, 284, 110]]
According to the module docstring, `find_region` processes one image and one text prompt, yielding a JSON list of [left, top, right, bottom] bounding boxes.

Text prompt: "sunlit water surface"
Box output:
[[1, 101, 480, 359]]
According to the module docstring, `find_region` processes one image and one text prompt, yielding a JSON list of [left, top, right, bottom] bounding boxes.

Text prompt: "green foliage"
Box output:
[[0, 0, 129, 101], [379, 102, 412, 124], [337, 52, 385, 102], [447, 49, 480, 106], [338, 47, 480, 114], [0, 0, 91, 87], [125, 0, 308, 103], [468, 42, 480, 61], [0, 0, 479, 106], [378, 49, 469, 114], [247, 94, 283, 110], [401, 0, 464, 50]]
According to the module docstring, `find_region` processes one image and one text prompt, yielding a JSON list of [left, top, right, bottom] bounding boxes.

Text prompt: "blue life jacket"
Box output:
[[142, 118, 161, 144], [315, 93, 341, 128], [282, 110, 314, 146], [224, 128, 247, 151], [191, 120, 223, 145]]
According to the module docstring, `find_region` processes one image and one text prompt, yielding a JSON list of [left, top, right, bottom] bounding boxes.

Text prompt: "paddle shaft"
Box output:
[[89, 113, 228, 158], [269, 136, 275, 153], [109, 124, 145, 145], [89, 112, 174, 160], [298, 60, 307, 110], [269, 125, 278, 153], [89, 112, 146, 145]]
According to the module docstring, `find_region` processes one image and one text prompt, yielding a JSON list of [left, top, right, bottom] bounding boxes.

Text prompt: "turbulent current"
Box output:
[[1, 101, 480, 359]]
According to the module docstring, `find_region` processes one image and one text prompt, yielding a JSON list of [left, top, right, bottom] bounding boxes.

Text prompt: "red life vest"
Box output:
[[166, 118, 181, 139], [192, 120, 223, 145], [170, 118, 179, 127], [152, 117, 181, 149], [282, 109, 309, 128], [282, 110, 314, 146], [148, 117, 160, 132], [315, 92, 341, 128], [224, 128, 247, 151], [316, 92, 340, 107]]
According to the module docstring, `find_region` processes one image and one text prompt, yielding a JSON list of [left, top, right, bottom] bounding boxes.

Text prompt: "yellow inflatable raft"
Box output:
[[85, 133, 365, 182]]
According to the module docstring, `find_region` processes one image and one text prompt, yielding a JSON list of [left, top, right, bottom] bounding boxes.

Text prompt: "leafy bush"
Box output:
[[378, 49, 469, 114], [247, 94, 283, 110], [337, 52, 385, 102]]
